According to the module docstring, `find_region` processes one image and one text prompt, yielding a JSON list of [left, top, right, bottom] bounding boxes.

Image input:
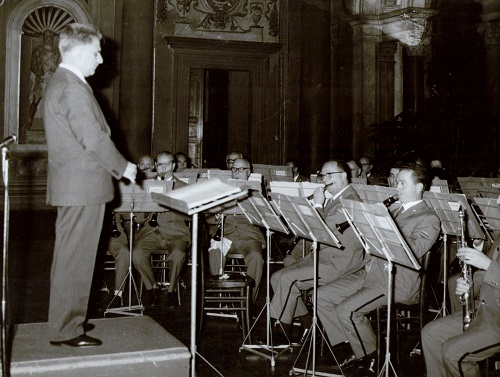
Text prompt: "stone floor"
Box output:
[[5, 210, 499, 377]]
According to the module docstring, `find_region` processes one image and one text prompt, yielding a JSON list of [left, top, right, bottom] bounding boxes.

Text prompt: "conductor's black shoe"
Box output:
[[50, 334, 102, 348]]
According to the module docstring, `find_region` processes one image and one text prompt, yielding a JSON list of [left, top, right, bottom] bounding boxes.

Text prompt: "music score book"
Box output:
[[457, 177, 500, 199], [340, 198, 420, 270], [422, 191, 484, 240], [472, 197, 500, 230], [268, 181, 325, 197], [151, 178, 249, 215]]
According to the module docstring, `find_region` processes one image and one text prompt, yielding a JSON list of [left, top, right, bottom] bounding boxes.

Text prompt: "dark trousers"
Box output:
[[48, 204, 105, 341]]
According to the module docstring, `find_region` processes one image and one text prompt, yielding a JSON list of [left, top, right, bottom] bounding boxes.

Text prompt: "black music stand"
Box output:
[[340, 199, 421, 377], [152, 178, 249, 377], [252, 163, 294, 187], [422, 192, 485, 318], [471, 197, 500, 243], [104, 180, 173, 317], [269, 192, 342, 377], [457, 177, 500, 200], [235, 190, 291, 365], [351, 184, 399, 208]]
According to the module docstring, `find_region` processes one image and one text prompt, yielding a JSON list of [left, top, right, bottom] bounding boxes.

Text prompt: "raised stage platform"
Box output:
[[9, 316, 190, 377]]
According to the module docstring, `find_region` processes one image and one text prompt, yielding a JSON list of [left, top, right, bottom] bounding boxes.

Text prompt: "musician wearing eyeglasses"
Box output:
[[315, 163, 440, 373], [208, 158, 265, 304], [269, 160, 370, 344], [225, 151, 243, 170], [359, 156, 382, 185], [111, 151, 190, 309], [106, 154, 157, 306], [422, 195, 500, 377]]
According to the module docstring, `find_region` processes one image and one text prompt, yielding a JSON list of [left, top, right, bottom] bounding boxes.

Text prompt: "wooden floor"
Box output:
[[4, 210, 497, 377]]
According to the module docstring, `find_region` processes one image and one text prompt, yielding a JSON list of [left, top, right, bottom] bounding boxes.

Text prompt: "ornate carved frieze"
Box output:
[[156, 0, 279, 42]]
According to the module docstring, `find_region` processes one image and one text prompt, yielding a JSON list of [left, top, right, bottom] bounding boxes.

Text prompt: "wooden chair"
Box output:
[[150, 250, 182, 306], [200, 274, 255, 342]]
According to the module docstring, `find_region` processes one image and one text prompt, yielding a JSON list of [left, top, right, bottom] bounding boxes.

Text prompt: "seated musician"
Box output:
[[225, 151, 243, 170], [286, 157, 309, 183], [316, 163, 440, 374], [422, 193, 500, 377], [269, 160, 370, 344], [109, 152, 190, 309], [207, 158, 265, 304], [134, 151, 190, 308], [107, 154, 156, 306], [137, 154, 157, 179], [359, 156, 382, 185], [174, 151, 190, 170]]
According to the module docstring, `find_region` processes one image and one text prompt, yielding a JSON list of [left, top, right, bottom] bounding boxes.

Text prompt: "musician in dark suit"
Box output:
[[422, 197, 500, 377], [286, 158, 309, 182], [43, 23, 137, 347], [316, 163, 440, 372], [132, 151, 190, 308], [270, 160, 371, 341], [360, 156, 382, 185]]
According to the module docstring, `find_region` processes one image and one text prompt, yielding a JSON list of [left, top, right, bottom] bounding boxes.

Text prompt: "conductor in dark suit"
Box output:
[[43, 23, 137, 348], [422, 196, 500, 377]]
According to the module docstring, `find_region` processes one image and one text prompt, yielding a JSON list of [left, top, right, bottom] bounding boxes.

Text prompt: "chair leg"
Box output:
[[245, 285, 252, 344]]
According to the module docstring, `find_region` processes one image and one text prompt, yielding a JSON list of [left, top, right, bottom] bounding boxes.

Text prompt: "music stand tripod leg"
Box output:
[[290, 241, 343, 377], [105, 210, 143, 316], [240, 228, 291, 366], [378, 260, 398, 377]]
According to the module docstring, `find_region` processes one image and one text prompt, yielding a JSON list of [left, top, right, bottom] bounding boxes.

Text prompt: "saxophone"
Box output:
[[458, 206, 474, 331]]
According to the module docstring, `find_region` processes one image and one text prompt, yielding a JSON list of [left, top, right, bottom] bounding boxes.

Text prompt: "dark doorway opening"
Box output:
[[202, 70, 229, 169]]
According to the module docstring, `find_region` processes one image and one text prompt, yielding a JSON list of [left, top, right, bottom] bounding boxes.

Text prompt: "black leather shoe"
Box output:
[[165, 291, 178, 308], [152, 287, 161, 306], [50, 334, 102, 348]]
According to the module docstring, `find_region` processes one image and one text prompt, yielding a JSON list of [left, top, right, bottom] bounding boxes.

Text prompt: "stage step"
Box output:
[[10, 316, 190, 377]]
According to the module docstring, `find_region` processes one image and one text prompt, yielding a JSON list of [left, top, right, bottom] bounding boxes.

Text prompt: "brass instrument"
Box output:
[[335, 221, 351, 234], [111, 213, 121, 238], [458, 206, 474, 331], [335, 195, 399, 234]]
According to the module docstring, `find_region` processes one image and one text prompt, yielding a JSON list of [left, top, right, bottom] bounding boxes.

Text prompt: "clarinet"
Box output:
[[111, 213, 121, 238], [285, 236, 302, 255], [458, 207, 474, 331]]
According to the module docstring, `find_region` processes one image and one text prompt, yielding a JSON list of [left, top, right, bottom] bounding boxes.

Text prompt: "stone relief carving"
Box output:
[[156, 0, 279, 42]]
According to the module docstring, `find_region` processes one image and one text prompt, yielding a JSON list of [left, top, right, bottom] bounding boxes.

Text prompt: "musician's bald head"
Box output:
[[231, 158, 251, 180]]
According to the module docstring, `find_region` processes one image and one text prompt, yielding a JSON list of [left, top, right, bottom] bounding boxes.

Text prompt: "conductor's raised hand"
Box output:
[[123, 162, 137, 183], [457, 246, 492, 271]]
